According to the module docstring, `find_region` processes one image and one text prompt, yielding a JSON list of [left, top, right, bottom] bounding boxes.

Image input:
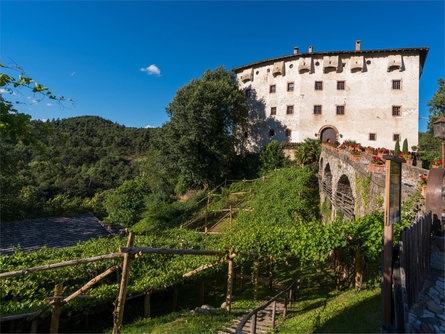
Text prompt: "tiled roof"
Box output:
[[0, 213, 112, 255], [232, 47, 429, 73]]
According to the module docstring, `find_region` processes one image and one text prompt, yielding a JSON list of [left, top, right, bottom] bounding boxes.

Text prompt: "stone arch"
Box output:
[[335, 174, 355, 219], [318, 125, 339, 143], [323, 163, 333, 201]]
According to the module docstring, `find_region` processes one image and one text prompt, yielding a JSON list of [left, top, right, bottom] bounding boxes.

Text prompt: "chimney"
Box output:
[[294, 47, 299, 55], [356, 40, 361, 51], [308, 46, 313, 53]]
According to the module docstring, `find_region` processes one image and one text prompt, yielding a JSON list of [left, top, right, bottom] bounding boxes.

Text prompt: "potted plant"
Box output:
[[365, 146, 375, 155], [369, 156, 385, 173], [398, 152, 413, 165], [338, 144, 347, 154], [418, 173, 428, 198], [350, 148, 362, 162], [377, 148, 389, 158], [432, 158, 443, 168]]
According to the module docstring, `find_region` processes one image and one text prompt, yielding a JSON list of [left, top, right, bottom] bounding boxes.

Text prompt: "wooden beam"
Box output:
[[0, 253, 124, 279], [112, 232, 135, 334], [49, 283, 63, 334], [119, 247, 225, 256], [63, 263, 122, 304], [144, 293, 151, 319], [182, 256, 228, 278], [226, 257, 234, 312]]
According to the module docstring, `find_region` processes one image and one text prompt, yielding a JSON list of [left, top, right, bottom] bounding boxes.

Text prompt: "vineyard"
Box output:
[[0, 166, 412, 333]]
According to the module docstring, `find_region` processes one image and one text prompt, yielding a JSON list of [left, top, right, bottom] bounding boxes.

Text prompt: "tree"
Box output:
[[394, 139, 401, 156], [159, 67, 248, 188], [402, 138, 408, 152], [427, 78, 445, 132], [260, 140, 284, 172]]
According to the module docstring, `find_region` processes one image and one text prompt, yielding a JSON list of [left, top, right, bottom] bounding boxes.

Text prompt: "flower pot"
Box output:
[[369, 163, 384, 173], [338, 149, 346, 154], [421, 185, 427, 198], [350, 154, 361, 162], [403, 159, 413, 166], [378, 152, 387, 158], [433, 165, 441, 169], [365, 149, 374, 155]]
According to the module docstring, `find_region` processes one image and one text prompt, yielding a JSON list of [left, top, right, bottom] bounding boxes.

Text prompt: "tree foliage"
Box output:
[[159, 67, 248, 188], [259, 140, 284, 173], [427, 78, 445, 132]]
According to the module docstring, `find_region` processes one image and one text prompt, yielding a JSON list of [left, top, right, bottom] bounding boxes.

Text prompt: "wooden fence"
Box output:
[[393, 211, 432, 333]]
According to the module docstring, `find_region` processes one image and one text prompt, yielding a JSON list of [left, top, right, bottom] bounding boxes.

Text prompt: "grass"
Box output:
[[277, 270, 381, 334]]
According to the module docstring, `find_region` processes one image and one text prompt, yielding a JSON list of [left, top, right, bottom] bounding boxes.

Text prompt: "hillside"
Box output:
[[0, 116, 158, 222]]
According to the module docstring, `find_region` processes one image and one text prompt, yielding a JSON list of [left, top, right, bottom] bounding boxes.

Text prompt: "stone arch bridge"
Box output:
[[319, 147, 426, 221]]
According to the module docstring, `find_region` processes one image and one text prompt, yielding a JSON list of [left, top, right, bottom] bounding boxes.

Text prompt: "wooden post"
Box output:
[[200, 280, 205, 305], [112, 232, 135, 334], [205, 195, 209, 233], [30, 319, 38, 334], [50, 283, 63, 334], [283, 293, 288, 319], [355, 247, 363, 289], [250, 313, 257, 334], [271, 300, 277, 329], [254, 259, 259, 301], [172, 287, 178, 312], [240, 265, 244, 290], [144, 293, 151, 318], [229, 205, 233, 228], [289, 289, 293, 308], [226, 256, 234, 312], [268, 255, 273, 290]]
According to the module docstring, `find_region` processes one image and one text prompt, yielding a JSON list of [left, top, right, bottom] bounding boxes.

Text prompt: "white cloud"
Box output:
[[32, 98, 38, 104], [140, 65, 161, 76], [40, 119, 48, 122], [0, 88, 7, 94], [27, 96, 31, 100], [46, 103, 52, 107], [145, 125, 155, 128]]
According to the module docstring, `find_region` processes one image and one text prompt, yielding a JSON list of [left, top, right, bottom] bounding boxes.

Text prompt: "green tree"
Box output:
[[427, 78, 445, 132], [402, 138, 408, 152], [294, 138, 321, 165], [159, 67, 248, 188], [394, 139, 401, 156], [260, 140, 284, 172]]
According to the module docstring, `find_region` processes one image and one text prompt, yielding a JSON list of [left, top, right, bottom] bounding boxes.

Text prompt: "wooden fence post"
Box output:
[[226, 256, 234, 312], [205, 195, 209, 233], [112, 232, 135, 334], [271, 300, 277, 329], [289, 289, 293, 308], [268, 255, 273, 290], [250, 313, 257, 334], [50, 283, 63, 334], [172, 287, 178, 312], [283, 293, 288, 319], [229, 205, 232, 228], [355, 246, 363, 289], [200, 280, 205, 305], [254, 258, 259, 301], [30, 319, 38, 334], [144, 292, 151, 318]]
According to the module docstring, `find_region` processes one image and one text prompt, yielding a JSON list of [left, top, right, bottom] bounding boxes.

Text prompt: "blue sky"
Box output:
[[1, 1, 444, 131]]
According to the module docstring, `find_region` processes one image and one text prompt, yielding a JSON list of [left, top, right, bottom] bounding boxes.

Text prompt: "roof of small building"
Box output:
[[232, 47, 429, 73], [0, 213, 112, 255]]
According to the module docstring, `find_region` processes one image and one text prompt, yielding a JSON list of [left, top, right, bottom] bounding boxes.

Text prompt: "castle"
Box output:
[[233, 41, 429, 151]]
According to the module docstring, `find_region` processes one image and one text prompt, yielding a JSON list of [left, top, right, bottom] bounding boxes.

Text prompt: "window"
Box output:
[[392, 106, 401, 116], [287, 105, 294, 114], [369, 133, 376, 141], [270, 107, 277, 116], [287, 82, 294, 91], [336, 105, 345, 115], [269, 129, 275, 137], [392, 80, 401, 90], [269, 85, 276, 93], [337, 81, 345, 90], [313, 105, 322, 115], [393, 134, 400, 141], [285, 129, 292, 137], [315, 81, 323, 90]]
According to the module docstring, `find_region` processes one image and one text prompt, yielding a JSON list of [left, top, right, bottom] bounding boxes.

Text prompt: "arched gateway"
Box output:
[[319, 126, 338, 143]]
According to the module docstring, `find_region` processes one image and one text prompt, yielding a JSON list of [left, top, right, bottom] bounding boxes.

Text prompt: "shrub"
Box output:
[[260, 140, 284, 172], [402, 139, 409, 153], [394, 139, 401, 156]]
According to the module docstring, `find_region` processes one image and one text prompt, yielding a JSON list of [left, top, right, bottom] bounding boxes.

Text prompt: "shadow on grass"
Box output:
[[314, 292, 381, 333]]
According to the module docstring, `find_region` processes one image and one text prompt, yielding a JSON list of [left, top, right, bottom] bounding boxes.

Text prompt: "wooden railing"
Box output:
[[393, 211, 432, 332], [235, 279, 300, 334]]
